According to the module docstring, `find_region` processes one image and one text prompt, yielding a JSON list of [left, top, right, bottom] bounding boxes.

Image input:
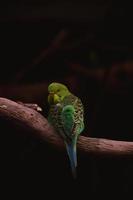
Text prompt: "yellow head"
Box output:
[[48, 82, 71, 105]]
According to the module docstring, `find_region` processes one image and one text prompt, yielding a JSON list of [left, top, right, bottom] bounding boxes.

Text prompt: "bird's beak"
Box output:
[[48, 92, 59, 104], [49, 91, 54, 94], [49, 92, 55, 98]]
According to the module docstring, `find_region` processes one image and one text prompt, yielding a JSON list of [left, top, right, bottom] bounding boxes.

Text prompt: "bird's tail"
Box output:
[[65, 138, 77, 179]]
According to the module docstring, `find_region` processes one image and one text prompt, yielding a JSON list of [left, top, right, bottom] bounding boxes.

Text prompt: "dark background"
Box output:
[[0, 1, 133, 199]]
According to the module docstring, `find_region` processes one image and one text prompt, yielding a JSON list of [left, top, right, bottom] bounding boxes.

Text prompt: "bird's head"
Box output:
[[48, 82, 71, 105]]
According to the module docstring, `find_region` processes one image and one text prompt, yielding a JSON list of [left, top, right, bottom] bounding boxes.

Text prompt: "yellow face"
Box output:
[[48, 82, 70, 105]]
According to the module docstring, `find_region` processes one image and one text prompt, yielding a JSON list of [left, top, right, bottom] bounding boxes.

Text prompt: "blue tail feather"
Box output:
[[65, 142, 77, 179]]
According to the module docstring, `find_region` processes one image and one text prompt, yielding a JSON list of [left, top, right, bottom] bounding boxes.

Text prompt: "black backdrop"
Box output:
[[0, 1, 133, 199]]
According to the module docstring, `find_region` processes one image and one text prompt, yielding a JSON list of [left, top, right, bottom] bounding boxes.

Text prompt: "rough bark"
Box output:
[[0, 97, 133, 156]]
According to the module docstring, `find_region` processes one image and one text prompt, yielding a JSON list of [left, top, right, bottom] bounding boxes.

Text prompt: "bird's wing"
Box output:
[[61, 104, 79, 174], [61, 105, 75, 139]]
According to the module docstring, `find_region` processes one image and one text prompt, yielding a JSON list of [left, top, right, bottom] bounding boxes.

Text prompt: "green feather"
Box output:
[[61, 105, 75, 137], [48, 82, 84, 178]]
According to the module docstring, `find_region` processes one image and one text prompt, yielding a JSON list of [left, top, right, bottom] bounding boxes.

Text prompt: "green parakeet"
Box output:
[[48, 82, 84, 178]]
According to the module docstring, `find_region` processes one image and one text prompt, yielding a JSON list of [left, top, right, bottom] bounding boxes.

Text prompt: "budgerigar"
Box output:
[[48, 82, 84, 177], [48, 82, 84, 178]]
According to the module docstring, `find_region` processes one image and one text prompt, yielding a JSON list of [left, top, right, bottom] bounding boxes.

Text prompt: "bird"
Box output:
[[47, 82, 84, 178]]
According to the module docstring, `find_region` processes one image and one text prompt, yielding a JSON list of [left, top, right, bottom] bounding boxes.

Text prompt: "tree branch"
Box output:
[[17, 101, 42, 112], [0, 97, 133, 156]]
